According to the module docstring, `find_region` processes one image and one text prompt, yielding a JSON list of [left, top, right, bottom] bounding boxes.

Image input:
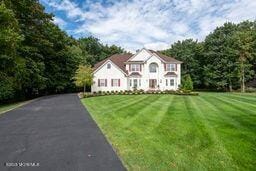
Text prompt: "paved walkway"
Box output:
[[0, 94, 125, 171]]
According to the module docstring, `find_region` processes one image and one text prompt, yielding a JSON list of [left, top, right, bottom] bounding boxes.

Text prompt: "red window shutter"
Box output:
[[98, 79, 100, 87], [118, 79, 120, 86], [111, 79, 113, 87], [105, 79, 107, 87], [164, 64, 166, 71]]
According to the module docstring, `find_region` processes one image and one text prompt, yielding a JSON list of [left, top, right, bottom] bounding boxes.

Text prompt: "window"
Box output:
[[139, 79, 141, 86], [107, 63, 111, 69], [149, 63, 157, 73], [111, 79, 120, 87], [166, 64, 176, 71], [166, 79, 168, 86], [98, 79, 107, 87], [130, 80, 132, 87], [133, 79, 138, 88], [131, 64, 140, 71], [170, 79, 175, 86]]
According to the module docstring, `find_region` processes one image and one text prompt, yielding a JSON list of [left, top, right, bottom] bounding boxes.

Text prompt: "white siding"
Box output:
[[91, 50, 181, 92], [127, 55, 180, 91], [91, 61, 128, 92], [129, 49, 151, 61]]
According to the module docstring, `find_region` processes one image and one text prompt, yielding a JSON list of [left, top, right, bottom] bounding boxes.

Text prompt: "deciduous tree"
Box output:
[[73, 65, 93, 94]]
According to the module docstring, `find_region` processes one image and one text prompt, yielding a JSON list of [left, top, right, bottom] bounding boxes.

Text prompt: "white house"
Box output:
[[91, 48, 182, 92]]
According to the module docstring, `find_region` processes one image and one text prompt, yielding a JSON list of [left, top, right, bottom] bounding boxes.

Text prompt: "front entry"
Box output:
[[149, 79, 157, 89], [133, 79, 138, 89]]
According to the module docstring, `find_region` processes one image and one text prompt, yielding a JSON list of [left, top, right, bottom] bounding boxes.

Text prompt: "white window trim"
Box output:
[[133, 79, 138, 88], [112, 79, 119, 87], [166, 64, 176, 71], [99, 79, 106, 87], [170, 79, 175, 86], [131, 64, 140, 72], [149, 63, 157, 73], [107, 63, 111, 69]]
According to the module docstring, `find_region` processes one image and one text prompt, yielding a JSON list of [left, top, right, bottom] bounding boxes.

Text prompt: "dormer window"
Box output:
[[107, 63, 111, 69]]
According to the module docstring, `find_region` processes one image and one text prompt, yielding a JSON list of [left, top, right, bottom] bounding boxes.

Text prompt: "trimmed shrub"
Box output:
[[182, 74, 193, 90], [82, 89, 199, 98]]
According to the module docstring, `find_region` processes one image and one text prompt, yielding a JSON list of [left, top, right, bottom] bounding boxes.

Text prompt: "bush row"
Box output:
[[245, 87, 256, 93], [81, 89, 199, 98]]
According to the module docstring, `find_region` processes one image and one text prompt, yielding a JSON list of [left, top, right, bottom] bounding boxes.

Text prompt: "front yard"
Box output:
[[82, 93, 256, 170]]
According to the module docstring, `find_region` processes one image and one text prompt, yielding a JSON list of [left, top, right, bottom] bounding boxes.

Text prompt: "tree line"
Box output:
[[1, 0, 255, 103], [0, 0, 124, 103], [161, 21, 256, 92]]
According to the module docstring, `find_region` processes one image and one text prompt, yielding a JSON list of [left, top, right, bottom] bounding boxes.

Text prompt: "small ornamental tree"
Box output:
[[182, 74, 193, 91], [73, 65, 93, 95]]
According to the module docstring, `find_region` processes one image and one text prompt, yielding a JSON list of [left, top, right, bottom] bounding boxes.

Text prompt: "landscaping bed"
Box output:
[[81, 90, 199, 98]]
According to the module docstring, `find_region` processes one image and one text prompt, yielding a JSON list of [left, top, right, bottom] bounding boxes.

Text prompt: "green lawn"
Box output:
[[82, 93, 256, 170], [0, 101, 29, 115]]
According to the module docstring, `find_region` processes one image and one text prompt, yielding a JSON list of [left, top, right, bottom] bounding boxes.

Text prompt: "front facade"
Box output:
[[91, 48, 182, 92]]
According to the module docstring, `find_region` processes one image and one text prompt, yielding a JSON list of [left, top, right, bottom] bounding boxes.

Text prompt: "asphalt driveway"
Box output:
[[0, 94, 125, 171]]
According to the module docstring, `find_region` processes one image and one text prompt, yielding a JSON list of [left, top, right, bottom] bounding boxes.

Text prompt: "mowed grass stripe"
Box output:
[[125, 96, 173, 132], [206, 94, 256, 133], [86, 95, 148, 116], [198, 95, 256, 170], [217, 94, 256, 109], [149, 96, 197, 170], [232, 93, 256, 97], [150, 95, 175, 131], [85, 95, 140, 113], [221, 93, 256, 106], [116, 95, 162, 118], [190, 96, 238, 170], [110, 95, 152, 114], [226, 96, 256, 108], [82, 93, 256, 170], [197, 95, 249, 131], [123, 96, 179, 170], [200, 94, 256, 132], [85, 95, 151, 134], [105, 96, 174, 171], [205, 93, 256, 116]]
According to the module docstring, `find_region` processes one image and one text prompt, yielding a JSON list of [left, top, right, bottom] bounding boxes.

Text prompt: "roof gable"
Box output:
[[93, 54, 133, 74], [144, 51, 165, 63], [93, 59, 127, 75], [128, 48, 152, 62]]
